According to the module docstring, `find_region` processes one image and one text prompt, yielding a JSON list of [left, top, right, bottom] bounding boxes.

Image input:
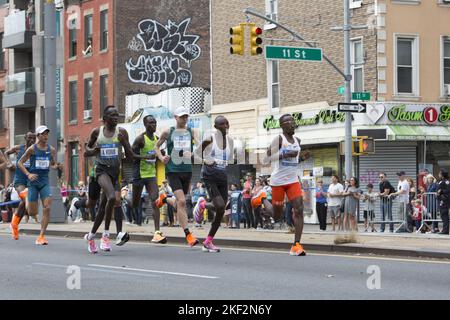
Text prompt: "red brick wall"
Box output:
[[64, 0, 114, 184]]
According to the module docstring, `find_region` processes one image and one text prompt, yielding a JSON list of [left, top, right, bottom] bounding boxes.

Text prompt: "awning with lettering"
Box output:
[[388, 125, 450, 141]]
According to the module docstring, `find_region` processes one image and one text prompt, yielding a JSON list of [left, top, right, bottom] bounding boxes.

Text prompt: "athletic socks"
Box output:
[[103, 231, 110, 238], [205, 236, 214, 244], [184, 228, 190, 236], [87, 232, 96, 240]]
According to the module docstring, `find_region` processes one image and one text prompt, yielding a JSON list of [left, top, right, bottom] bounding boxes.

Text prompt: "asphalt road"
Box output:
[[1, 234, 449, 300]]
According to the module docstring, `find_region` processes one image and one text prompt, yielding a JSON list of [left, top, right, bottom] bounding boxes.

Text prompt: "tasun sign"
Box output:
[[365, 103, 450, 125]]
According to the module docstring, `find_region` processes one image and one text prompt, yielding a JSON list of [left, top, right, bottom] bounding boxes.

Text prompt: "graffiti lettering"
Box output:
[[126, 55, 192, 86], [136, 18, 201, 65], [128, 37, 143, 52]]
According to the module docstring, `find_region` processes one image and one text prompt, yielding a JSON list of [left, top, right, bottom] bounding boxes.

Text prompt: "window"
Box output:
[[84, 78, 92, 111], [69, 81, 77, 121], [265, 0, 277, 29], [267, 60, 280, 110], [444, 38, 450, 87], [69, 19, 77, 58], [0, 33, 4, 70], [351, 39, 364, 93], [84, 14, 93, 55], [100, 74, 108, 114], [100, 10, 108, 51], [0, 92, 4, 130], [395, 36, 418, 95]]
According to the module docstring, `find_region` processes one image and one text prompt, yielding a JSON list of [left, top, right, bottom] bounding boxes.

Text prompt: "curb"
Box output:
[[19, 228, 450, 260]]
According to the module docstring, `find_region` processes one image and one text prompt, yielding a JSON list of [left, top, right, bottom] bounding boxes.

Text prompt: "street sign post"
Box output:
[[338, 102, 367, 113], [265, 45, 323, 61]]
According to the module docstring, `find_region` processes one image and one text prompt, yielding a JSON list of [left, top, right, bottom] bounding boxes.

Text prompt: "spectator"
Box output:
[[327, 175, 344, 232], [424, 174, 439, 233], [262, 179, 272, 203], [26, 0, 35, 30], [315, 180, 328, 231], [242, 174, 254, 229], [82, 38, 93, 56], [378, 172, 396, 233], [251, 178, 264, 229], [343, 177, 362, 232], [437, 170, 450, 235], [389, 171, 410, 233], [340, 179, 350, 231], [362, 183, 377, 232], [121, 185, 134, 225], [191, 181, 206, 209], [76, 181, 88, 222], [160, 180, 175, 227], [411, 199, 426, 233]]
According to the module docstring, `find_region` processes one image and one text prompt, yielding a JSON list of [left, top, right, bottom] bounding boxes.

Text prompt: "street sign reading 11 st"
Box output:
[[265, 45, 323, 62]]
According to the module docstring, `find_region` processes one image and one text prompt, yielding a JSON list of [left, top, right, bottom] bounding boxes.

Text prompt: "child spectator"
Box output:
[[362, 183, 378, 232]]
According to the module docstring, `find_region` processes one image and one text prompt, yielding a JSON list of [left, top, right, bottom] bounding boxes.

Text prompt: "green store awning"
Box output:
[[389, 125, 450, 141]]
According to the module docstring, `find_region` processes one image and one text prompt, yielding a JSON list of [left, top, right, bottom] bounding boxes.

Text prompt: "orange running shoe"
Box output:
[[155, 193, 167, 209], [10, 215, 21, 240], [186, 233, 199, 247], [290, 242, 306, 256], [35, 236, 49, 246]]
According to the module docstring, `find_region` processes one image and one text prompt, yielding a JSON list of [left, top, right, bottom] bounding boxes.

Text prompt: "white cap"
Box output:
[[36, 125, 50, 135], [174, 107, 189, 117]]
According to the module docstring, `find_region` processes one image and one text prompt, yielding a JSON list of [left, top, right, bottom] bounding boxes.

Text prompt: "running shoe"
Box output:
[[151, 231, 167, 244], [186, 233, 199, 247], [84, 234, 98, 254], [10, 215, 20, 240], [155, 193, 167, 209], [100, 234, 112, 251], [116, 232, 130, 246], [290, 242, 306, 256], [35, 236, 49, 245], [202, 241, 220, 253]]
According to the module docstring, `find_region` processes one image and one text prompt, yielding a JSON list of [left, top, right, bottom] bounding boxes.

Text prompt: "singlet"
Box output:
[[14, 144, 30, 186], [166, 127, 193, 173], [270, 134, 301, 187], [96, 126, 122, 170], [133, 133, 157, 180], [201, 134, 232, 181], [29, 144, 52, 186]]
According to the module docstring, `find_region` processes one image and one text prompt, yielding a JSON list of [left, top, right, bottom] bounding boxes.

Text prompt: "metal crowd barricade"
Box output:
[[419, 192, 440, 232], [361, 195, 408, 233]]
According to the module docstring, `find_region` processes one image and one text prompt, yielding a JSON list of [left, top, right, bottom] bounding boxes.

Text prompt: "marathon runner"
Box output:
[[6, 132, 36, 240], [194, 116, 233, 252], [17, 126, 62, 245], [83, 106, 138, 253], [264, 114, 310, 256], [155, 107, 200, 247], [131, 114, 167, 244]]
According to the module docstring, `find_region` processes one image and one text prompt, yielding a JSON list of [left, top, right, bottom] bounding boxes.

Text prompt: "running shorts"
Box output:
[[271, 182, 303, 206]]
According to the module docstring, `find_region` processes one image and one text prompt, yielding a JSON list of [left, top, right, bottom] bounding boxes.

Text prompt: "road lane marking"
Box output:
[[88, 264, 219, 279], [33, 263, 159, 278]]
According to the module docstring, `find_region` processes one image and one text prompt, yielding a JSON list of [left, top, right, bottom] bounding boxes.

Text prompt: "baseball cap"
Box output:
[[396, 171, 406, 176], [36, 125, 50, 135], [174, 107, 189, 117]]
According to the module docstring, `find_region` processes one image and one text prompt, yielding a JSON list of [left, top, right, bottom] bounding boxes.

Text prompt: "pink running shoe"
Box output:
[[202, 241, 220, 253], [100, 234, 112, 252], [84, 234, 98, 254]]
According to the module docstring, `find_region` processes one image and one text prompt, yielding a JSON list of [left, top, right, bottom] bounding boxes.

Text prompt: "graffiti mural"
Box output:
[[126, 18, 201, 87]]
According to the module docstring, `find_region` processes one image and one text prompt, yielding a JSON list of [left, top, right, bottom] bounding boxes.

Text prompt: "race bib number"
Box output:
[[173, 136, 191, 150], [281, 147, 299, 167], [214, 159, 228, 170], [36, 158, 50, 170], [100, 144, 119, 159], [145, 150, 156, 164]]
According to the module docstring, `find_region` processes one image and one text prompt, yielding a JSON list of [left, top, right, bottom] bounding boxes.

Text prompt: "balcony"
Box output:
[[3, 10, 35, 49], [3, 71, 36, 108]]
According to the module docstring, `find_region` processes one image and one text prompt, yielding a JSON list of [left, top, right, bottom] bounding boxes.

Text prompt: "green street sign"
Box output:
[[265, 45, 323, 62], [352, 92, 371, 100], [338, 86, 345, 95]]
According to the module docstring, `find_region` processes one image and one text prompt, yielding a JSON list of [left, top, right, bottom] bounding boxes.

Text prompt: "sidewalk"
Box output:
[[1, 220, 449, 259]]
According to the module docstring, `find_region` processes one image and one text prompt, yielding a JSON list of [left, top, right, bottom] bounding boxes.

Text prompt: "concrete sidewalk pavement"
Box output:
[[0, 221, 449, 259]]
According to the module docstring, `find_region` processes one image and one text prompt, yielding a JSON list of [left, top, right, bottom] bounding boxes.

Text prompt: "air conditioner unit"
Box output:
[[445, 84, 450, 96], [83, 109, 92, 120]]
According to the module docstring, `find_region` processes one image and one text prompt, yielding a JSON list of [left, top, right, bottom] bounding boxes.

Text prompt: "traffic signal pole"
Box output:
[[244, 1, 367, 180], [45, 0, 65, 222]]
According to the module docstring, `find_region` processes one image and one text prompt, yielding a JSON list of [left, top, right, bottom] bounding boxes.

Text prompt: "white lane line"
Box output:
[[33, 263, 159, 278], [88, 264, 219, 279]]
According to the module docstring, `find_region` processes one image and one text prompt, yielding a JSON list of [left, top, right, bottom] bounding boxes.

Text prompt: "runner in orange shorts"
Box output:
[[264, 114, 310, 256]]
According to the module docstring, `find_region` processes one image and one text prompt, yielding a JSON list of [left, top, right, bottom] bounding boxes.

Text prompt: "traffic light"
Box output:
[[352, 137, 360, 155], [249, 25, 263, 55], [360, 137, 375, 154], [230, 25, 244, 55]]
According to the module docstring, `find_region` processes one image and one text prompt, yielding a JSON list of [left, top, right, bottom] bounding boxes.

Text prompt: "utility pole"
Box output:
[[44, 0, 65, 222], [343, 0, 352, 180]]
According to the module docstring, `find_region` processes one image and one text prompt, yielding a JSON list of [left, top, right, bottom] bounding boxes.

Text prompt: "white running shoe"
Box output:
[[116, 232, 130, 246], [84, 234, 98, 254], [100, 234, 112, 251]]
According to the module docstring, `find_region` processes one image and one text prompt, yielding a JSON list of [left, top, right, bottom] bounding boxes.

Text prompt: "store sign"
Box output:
[[367, 103, 450, 125], [263, 109, 347, 131]]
